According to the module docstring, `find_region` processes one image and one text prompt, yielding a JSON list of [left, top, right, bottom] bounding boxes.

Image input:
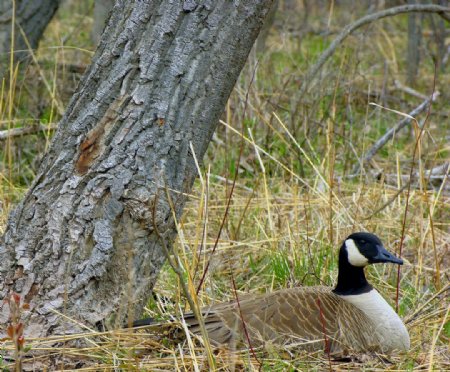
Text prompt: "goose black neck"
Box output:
[[332, 243, 372, 296]]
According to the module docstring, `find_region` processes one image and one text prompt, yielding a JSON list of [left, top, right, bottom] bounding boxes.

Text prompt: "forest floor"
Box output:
[[0, 1, 449, 371]]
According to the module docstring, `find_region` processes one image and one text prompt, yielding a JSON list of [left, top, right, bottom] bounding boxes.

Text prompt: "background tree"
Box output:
[[0, 0, 273, 337], [91, 0, 115, 45], [407, 0, 422, 86], [0, 0, 62, 76]]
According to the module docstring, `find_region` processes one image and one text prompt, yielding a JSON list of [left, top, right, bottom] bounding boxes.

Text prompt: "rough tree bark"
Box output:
[[0, 0, 62, 76], [0, 0, 273, 338]]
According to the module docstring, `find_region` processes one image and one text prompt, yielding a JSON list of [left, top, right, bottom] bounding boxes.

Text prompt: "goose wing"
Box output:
[[335, 298, 383, 352], [185, 286, 370, 351]]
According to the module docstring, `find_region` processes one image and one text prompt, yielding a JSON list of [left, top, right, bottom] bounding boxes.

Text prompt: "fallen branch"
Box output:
[[352, 93, 439, 174], [209, 174, 254, 192], [363, 182, 410, 220], [298, 4, 450, 98], [382, 162, 450, 186], [363, 164, 449, 219], [0, 124, 57, 141], [394, 80, 429, 100], [424, 162, 450, 177]]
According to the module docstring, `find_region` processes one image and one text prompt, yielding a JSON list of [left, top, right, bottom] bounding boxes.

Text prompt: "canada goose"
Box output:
[[134, 232, 410, 353]]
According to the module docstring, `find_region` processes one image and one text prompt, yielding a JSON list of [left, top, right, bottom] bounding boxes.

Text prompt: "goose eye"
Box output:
[[360, 240, 366, 244]]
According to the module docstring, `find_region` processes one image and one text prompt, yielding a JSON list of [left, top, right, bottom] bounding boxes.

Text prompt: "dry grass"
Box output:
[[1, 180, 448, 370], [1, 0, 449, 370]]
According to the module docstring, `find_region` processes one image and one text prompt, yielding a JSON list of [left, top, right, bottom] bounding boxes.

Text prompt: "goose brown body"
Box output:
[[181, 286, 382, 352]]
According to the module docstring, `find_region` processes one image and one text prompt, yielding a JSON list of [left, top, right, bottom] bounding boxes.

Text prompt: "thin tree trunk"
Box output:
[[407, 0, 422, 86], [0, 0, 61, 76], [256, 0, 278, 53], [91, 0, 115, 45], [0, 0, 273, 338]]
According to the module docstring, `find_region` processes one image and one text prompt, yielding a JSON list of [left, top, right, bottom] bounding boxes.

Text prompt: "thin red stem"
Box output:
[[317, 298, 332, 371], [230, 273, 262, 369]]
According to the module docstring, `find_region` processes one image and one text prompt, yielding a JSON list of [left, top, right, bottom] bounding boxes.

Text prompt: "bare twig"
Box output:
[[352, 93, 439, 174], [298, 4, 450, 98], [0, 124, 57, 141]]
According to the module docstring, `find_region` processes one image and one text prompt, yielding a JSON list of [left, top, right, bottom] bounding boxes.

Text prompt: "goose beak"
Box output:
[[372, 245, 403, 265]]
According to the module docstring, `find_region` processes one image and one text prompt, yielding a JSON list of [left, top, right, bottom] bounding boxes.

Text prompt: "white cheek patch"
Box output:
[[346, 239, 369, 267]]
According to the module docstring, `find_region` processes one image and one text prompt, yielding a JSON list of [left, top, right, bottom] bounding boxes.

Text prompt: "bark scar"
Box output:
[[24, 283, 40, 304], [75, 94, 129, 174]]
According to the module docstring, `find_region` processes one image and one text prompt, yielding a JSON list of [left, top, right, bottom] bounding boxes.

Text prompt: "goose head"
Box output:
[[344, 232, 403, 267], [334, 232, 403, 295]]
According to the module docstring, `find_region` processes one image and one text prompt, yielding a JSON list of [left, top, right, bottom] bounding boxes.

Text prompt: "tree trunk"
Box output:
[[0, 0, 273, 338], [407, 0, 422, 86], [91, 0, 115, 45], [256, 0, 278, 53], [0, 0, 61, 76]]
